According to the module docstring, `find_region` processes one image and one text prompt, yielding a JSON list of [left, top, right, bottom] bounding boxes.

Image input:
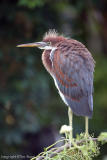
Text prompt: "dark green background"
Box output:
[[0, 0, 107, 159]]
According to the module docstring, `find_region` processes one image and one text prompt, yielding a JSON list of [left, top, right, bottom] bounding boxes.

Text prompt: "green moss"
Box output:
[[31, 133, 105, 160]]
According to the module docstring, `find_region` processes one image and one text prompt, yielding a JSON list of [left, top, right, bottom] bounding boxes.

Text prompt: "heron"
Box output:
[[17, 29, 95, 139]]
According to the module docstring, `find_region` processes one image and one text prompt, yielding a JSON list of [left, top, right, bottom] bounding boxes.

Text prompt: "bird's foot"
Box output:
[[85, 132, 89, 138]]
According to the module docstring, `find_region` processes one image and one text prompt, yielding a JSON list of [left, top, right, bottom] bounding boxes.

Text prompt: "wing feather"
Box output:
[[52, 48, 94, 117]]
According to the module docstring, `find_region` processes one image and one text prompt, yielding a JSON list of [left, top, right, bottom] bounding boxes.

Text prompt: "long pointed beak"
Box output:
[[17, 42, 47, 48]]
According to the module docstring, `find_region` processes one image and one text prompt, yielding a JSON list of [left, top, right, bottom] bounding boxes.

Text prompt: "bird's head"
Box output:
[[17, 29, 65, 50]]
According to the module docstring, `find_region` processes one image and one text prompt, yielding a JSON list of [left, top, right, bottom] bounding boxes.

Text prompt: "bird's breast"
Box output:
[[42, 50, 69, 106]]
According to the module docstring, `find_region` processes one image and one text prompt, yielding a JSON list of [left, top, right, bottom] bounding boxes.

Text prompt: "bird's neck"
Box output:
[[42, 50, 53, 75]]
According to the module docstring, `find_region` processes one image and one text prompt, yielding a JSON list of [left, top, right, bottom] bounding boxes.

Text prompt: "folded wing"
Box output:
[[52, 48, 94, 118]]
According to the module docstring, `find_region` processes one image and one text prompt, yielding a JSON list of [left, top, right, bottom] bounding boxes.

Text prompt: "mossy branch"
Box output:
[[31, 132, 107, 160]]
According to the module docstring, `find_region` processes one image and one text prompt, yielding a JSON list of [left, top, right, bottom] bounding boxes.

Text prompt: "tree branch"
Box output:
[[35, 138, 98, 160]]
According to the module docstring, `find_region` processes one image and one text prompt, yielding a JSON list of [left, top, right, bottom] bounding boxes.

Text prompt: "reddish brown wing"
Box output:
[[52, 48, 94, 117]]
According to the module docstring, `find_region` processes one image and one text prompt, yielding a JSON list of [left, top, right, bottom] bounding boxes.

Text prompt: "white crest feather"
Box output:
[[43, 29, 58, 39]]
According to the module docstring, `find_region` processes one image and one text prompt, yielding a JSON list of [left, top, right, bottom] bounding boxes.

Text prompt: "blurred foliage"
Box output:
[[18, 0, 45, 8], [0, 0, 107, 159]]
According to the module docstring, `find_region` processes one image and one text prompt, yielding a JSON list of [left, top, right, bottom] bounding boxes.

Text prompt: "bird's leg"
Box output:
[[60, 107, 79, 148], [68, 107, 73, 140], [68, 108, 79, 148], [59, 107, 73, 139], [85, 116, 89, 137], [60, 107, 74, 146]]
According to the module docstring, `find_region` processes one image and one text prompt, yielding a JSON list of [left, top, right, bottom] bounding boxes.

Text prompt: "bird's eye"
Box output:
[[47, 42, 51, 45]]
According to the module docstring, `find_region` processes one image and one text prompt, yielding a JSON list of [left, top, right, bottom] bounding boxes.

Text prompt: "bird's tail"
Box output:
[[65, 95, 93, 118]]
